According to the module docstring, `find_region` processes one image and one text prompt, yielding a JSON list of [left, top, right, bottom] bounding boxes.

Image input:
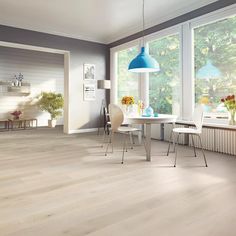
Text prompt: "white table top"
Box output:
[[124, 114, 177, 124]]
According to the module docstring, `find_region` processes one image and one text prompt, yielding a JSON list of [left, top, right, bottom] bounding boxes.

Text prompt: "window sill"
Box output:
[[176, 119, 236, 130]]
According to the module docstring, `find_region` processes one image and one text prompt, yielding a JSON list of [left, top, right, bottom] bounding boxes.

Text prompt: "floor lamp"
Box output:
[[97, 80, 111, 135]]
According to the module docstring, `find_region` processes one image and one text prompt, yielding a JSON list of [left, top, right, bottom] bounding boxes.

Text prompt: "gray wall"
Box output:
[[0, 25, 109, 131], [0, 46, 64, 126], [109, 0, 236, 48]]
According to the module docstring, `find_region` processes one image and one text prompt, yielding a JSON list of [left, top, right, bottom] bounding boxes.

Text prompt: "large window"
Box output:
[[117, 46, 139, 103], [111, 6, 236, 123], [194, 15, 236, 116], [148, 34, 181, 115]]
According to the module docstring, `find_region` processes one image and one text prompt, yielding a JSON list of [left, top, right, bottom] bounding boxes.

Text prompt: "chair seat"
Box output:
[[107, 121, 128, 126], [117, 126, 140, 132], [173, 127, 201, 134]]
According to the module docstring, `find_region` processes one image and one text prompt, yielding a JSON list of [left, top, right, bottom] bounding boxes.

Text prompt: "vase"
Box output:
[[228, 110, 236, 125], [48, 119, 57, 128], [145, 106, 154, 117], [13, 115, 20, 120], [124, 105, 134, 116]]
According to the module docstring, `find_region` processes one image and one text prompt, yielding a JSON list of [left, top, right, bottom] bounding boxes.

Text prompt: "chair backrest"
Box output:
[[192, 105, 204, 131], [108, 104, 124, 132]]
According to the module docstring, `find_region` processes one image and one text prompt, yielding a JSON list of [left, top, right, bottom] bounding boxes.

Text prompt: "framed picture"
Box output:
[[83, 83, 96, 101], [83, 64, 95, 80]]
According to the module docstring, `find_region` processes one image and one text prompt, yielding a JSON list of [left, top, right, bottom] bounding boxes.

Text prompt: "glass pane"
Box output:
[[194, 15, 236, 117], [148, 34, 181, 115], [117, 46, 139, 104]]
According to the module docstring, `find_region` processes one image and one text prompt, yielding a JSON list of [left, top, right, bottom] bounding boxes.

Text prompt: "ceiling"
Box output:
[[0, 0, 218, 44]]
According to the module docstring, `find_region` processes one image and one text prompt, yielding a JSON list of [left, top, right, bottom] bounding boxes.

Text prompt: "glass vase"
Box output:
[[228, 110, 236, 125]]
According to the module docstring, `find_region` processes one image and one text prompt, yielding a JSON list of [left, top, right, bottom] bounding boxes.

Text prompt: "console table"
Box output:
[[0, 119, 9, 131], [8, 118, 38, 130]]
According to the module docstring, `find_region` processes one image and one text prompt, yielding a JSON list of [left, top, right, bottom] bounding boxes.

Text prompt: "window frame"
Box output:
[[110, 39, 141, 104], [145, 25, 182, 116], [110, 3, 236, 123], [190, 5, 236, 121]]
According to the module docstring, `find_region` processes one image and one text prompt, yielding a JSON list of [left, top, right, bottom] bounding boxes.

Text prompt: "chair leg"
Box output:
[[167, 130, 173, 156], [125, 133, 128, 152], [174, 133, 180, 167], [197, 134, 208, 167], [129, 132, 134, 149], [191, 134, 197, 157], [105, 132, 112, 156], [111, 132, 114, 153], [121, 133, 127, 164]]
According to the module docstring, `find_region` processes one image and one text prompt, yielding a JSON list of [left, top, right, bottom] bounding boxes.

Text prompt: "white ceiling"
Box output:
[[0, 0, 218, 44]]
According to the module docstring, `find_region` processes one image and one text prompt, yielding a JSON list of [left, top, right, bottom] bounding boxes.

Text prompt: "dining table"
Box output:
[[124, 114, 177, 161]]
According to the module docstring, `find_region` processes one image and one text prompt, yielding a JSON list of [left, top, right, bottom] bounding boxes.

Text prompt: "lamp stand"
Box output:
[[97, 99, 106, 135]]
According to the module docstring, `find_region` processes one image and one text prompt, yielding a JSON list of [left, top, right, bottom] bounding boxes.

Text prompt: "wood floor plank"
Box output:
[[0, 127, 236, 235]]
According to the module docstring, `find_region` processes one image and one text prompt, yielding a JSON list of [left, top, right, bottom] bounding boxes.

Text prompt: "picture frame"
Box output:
[[83, 64, 95, 80], [83, 83, 96, 101]]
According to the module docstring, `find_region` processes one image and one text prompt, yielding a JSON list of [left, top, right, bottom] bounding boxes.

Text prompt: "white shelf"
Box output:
[[0, 81, 30, 96]]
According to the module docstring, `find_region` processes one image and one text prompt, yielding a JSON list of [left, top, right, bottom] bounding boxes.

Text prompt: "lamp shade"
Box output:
[[97, 80, 111, 89], [196, 60, 221, 79], [128, 47, 160, 73]]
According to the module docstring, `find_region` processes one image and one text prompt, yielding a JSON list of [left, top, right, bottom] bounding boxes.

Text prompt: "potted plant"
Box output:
[[37, 92, 64, 128]]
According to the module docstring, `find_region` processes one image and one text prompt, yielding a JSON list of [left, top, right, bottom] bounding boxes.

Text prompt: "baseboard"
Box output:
[[68, 128, 99, 134]]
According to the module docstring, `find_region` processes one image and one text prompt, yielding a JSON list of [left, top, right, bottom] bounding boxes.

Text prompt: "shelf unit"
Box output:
[[0, 81, 31, 96]]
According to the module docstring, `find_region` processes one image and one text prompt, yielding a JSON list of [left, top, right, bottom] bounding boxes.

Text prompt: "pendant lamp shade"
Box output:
[[128, 47, 160, 72], [128, 0, 160, 73]]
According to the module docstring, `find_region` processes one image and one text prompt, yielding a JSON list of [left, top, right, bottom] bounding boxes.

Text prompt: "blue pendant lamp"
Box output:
[[128, 0, 160, 73]]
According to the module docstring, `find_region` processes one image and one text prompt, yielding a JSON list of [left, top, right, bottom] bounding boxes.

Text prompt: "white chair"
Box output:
[[101, 106, 135, 148], [167, 105, 208, 167], [105, 104, 145, 164]]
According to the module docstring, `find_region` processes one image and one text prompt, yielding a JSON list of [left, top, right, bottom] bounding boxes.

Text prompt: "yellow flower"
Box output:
[[121, 96, 135, 105]]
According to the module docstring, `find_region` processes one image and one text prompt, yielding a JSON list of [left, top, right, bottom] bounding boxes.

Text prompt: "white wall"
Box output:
[[0, 46, 64, 126]]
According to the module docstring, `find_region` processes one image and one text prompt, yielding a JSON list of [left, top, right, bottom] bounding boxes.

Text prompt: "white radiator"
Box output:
[[151, 124, 161, 140], [164, 123, 187, 145], [189, 128, 215, 151], [215, 129, 236, 155]]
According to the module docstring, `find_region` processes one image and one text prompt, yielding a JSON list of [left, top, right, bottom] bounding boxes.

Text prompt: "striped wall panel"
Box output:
[[0, 46, 64, 127]]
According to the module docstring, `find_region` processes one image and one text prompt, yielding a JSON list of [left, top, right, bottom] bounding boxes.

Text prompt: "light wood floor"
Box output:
[[0, 127, 236, 236]]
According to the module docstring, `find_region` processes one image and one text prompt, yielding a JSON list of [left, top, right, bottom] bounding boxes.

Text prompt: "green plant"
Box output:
[[37, 92, 64, 119]]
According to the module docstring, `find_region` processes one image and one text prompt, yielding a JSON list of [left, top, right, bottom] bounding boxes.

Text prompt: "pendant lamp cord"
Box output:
[[142, 0, 145, 47]]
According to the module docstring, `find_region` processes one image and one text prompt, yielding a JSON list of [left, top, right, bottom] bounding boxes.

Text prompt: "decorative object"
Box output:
[[221, 95, 236, 125], [121, 96, 135, 106], [197, 60, 221, 80], [121, 96, 135, 115], [84, 84, 96, 101], [128, 0, 160, 73], [37, 92, 64, 128], [84, 64, 95, 80], [138, 100, 144, 116], [144, 106, 154, 117], [11, 110, 22, 120], [12, 73, 24, 86], [97, 80, 111, 135]]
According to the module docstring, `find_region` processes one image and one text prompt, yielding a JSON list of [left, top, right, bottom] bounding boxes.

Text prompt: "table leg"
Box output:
[[138, 124, 143, 145], [146, 123, 151, 161]]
